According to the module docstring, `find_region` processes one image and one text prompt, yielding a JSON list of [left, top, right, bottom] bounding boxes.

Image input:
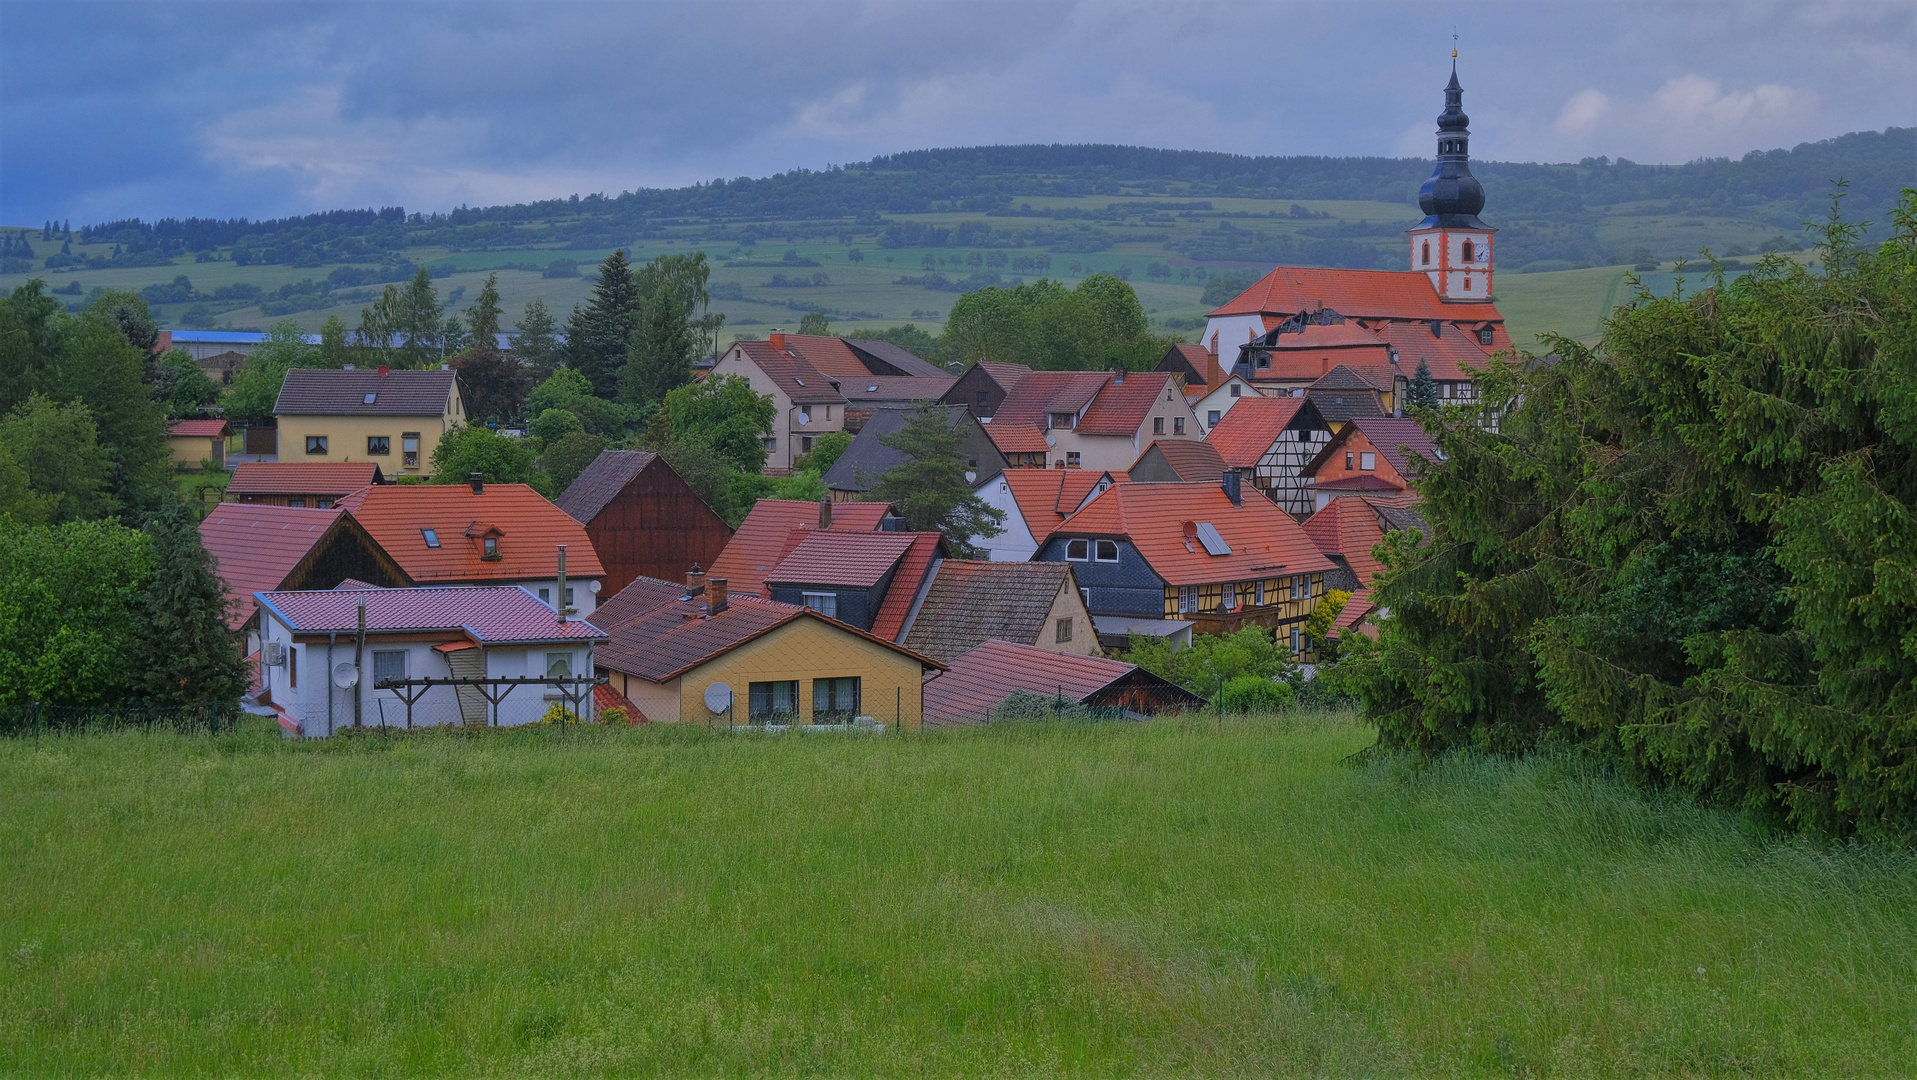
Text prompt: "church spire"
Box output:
[[1416, 55, 1487, 228]]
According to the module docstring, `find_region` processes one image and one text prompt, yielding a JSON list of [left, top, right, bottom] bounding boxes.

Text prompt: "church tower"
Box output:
[[1408, 56, 1494, 301]]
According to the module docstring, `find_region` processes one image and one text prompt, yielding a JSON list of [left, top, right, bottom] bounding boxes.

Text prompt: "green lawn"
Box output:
[[4, 716, 1912, 1075]]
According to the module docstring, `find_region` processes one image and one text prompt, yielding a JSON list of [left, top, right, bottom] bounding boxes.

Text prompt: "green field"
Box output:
[[5, 715, 1913, 1075]]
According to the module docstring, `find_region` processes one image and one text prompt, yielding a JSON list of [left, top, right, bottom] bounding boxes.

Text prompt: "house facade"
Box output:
[[556, 450, 732, 596], [710, 333, 952, 471], [255, 584, 607, 736], [1202, 396, 1334, 518], [1302, 417, 1440, 511], [940, 361, 1032, 420], [898, 560, 1099, 662], [984, 370, 1202, 473], [273, 366, 465, 478], [199, 503, 410, 649], [761, 529, 941, 635], [970, 469, 1122, 562], [166, 419, 229, 470]]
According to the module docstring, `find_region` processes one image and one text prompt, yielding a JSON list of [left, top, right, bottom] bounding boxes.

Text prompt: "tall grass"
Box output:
[[2, 714, 1913, 1076]]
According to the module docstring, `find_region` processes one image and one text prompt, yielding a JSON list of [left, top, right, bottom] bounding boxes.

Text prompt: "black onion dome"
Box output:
[[1415, 63, 1489, 229]]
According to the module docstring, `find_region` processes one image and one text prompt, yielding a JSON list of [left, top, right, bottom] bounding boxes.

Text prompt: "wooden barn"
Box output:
[[556, 450, 733, 597]]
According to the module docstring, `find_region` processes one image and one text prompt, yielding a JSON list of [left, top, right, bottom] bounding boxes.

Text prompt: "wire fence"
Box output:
[[0, 700, 244, 738]]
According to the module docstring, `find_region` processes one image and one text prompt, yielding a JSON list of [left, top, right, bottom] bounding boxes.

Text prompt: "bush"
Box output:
[[529, 408, 583, 445], [1219, 675, 1294, 712], [599, 705, 632, 726]]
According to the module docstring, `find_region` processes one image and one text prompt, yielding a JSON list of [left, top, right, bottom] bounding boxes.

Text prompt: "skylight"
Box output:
[[1194, 522, 1231, 556], [866, 385, 878, 392], [422, 528, 440, 549], [364, 392, 377, 404]]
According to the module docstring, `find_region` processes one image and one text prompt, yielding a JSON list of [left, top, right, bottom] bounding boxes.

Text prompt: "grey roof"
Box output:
[[274, 368, 457, 417], [1372, 502, 1429, 536], [556, 450, 656, 525], [1305, 388, 1387, 424], [901, 560, 1074, 662], [844, 339, 950, 378], [824, 405, 977, 493]]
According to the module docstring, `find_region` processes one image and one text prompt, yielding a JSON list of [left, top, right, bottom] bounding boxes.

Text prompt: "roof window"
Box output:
[[866, 385, 878, 392], [795, 377, 805, 386], [422, 528, 440, 549], [364, 393, 377, 404]]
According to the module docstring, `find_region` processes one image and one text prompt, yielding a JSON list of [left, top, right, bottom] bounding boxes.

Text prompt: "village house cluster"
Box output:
[[188, 70, 1496, 736]]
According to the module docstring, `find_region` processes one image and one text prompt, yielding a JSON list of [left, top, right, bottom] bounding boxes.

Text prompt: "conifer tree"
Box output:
[[128, 501, 247, 704], [511, 300, 562, 382], [1407, 358, 1441, 412], [465, 272, 503, 345], [619, 285, 694, 408], [866, 400, 1005, 556], [566, 250, 639, 398]]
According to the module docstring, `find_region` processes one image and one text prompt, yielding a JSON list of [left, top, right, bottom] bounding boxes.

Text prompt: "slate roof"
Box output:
[[844, 338, 950, 378], [706, 498, 892, 596], [1312, 474, 1406, 494], [840, 375, 957, 403], [274, 368, 458, 416], [1130, 439, 1227, 482], [1051, 482, 1335, 586], [200, 504, 350, 629], [336, 483, 604, 583], [594, 591, 940, 684], [555, 450, 656, 525], [1209, 266, 1503, 323], [923, 639, 1141, 726], [168, 419, 230, 438], [765, 530, 920, 588], [1313, 364, 1399, 393], [901, 561, 1075, 662], [255, 585, 606, 645], [1202, 396, 1308, 468], [226, 462, 382, 496]]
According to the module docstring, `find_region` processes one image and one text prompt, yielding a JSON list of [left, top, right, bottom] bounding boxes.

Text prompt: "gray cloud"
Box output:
[[2, 0, 1910, 224]]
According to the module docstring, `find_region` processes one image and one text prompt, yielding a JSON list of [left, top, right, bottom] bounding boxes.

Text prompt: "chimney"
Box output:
[[1112, 367, 1126, 385], [818, 496, 833, 529], [706, 577, 728, 615], [377, 365, 390, 377], [555, 543, 568, 623], [469, 472, 484, 495], [1222, 469, 1242, 507], [684, 562, 706, 594], [769, 330, 786, 350]]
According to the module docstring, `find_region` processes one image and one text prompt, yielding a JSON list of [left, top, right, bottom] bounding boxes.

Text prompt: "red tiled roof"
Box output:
[[1079, 372, 1177, 437], [1202, 396, 1306, 468], [1169, 342, 1212, 381], [975, 361, 1033, 389], [923, 640, 1137, 726], [706, 499, 891, 596], [997, 470, 1125, 536], [1312, 474, 1406, 493], [734, 341, 846, 405], [870, 533, 943, 642], [991, 370, 1111, 428], [983, 423, 1051, 455], [1345, 418, 1440, 480], [1209, 266, 1503, 323], [1303, 496, 1388, 586], [766, 529, 920, 588], [274, 368, 457, 416], [594, 682, 649, 722], [226, 462, 381, 497], [1131, 439, 1226, 482], [1268, 322, 1391, 349], [1311, 364, 1399, 393], [256, 585, 607, 644], [199, 504, 350, 629], [596, 592, 941, 683], [1376, 321, 1495, 382], [1051, 482, 1334, 586], [336, 483, 604, 583], [590, 574, 690, 630], [1332, 588, 1374, 637], [779, 334, 871, 379], [168, 419, 230, 438]]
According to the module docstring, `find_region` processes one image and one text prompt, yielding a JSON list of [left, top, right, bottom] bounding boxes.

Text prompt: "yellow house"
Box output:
[[273, 366, 465, 478], [165, 418, 230, 470], [593, 573, 941, 730]]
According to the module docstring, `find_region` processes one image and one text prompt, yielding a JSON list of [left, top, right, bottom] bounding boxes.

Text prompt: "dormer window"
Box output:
[[482, 537, 499, 559], [1065, 539, 1089, 561], [422, 529, 440, 549], [1049, 412, 1075, 430], [1478, 327, 1495, 346]]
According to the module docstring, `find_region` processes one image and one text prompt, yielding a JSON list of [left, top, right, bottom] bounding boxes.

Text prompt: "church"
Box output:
[[1171, 61, 1512, 414]]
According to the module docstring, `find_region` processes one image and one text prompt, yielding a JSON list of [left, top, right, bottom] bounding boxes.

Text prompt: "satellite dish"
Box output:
[[703, 682, 733, 714], [332, 662, 360, 689], [588, 580, 602, 594], [965, 470, 978, 483]]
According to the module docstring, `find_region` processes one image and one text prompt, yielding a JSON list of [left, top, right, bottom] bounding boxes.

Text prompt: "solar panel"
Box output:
[[1194, 522, 1231, 556]]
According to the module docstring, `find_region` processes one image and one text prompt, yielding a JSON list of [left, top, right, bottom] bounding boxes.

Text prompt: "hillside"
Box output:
[[4, 127, 1908, 349]]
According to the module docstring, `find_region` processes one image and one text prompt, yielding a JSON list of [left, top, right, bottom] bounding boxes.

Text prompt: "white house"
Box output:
[[254, 584, 607, 736]]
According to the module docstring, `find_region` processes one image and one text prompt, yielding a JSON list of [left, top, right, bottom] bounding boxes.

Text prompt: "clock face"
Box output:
[[703, 682, 733, 714]]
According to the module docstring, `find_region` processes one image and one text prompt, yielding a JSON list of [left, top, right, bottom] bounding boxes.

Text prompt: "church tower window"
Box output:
[[1421, 240, 1431, 266], [1462, 239, 1475, 262]]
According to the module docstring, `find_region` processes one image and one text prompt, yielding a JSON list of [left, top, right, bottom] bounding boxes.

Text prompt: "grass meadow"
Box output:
[[3, 714, 1913, 1076]]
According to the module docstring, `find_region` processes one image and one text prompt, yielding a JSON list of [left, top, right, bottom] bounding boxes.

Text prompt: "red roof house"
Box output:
[[923, 640, 1201, 725], [705, 498, 893, 598], [198, 504, 409, 633], [1201, 395, 1334, 518], [225, 462, 385, 507]]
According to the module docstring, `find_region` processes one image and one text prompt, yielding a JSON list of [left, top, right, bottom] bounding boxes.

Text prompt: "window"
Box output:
[[363, 392, 377, 405], [1421, 240, 1431, 266], [538, 588, 550, 604], [482, 537, 499, 559], [1153, 417, 1165, 435], [1055, 618, 1073, 644], [373, 650, 407, 687], [402, 433, 420, 468], [1344, 451, 1354, 470], [288, 498, 306, 508], [1208, 410, 1221, 426], [564, 587, 574, 607], [545, 652, 573, 678], [977, 391, 989, 407], [1223, 582, 1238, 610], [1290, 624, 1302, 654], [1179, 585, 1200, 614], [1065, 539, 1089, 561], [1049, 412, 1075, 429], [799, 406, 812, 424], [1173, 417, 1185, 435], [288, 646, 297, 688], [812, 677, 860, 722], [762, 437, 777, 452], [305, 436, 328, 455], [316, 499, 334, 509], [1254, 580, 1266, 606], [366, 436, 390, 455], [1359, 452, 1376, 471], [1229, 383, 1242, 398], [421, 529, 440, 548], [802, 592, 838, 617], [801, 435, 816, 454], [1478, 328, 1495, 346], [1442, 382, 1453, 398], [1094, 539, 1119, 563], [1256, 354, 1270, 369], [1462, 240, 1475, 263], [1065, 452, 1080, 468], [749, 680, 799, 722]]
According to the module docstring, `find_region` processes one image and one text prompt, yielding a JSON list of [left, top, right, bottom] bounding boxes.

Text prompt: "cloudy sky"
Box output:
[[2, 0, 1911, 226]]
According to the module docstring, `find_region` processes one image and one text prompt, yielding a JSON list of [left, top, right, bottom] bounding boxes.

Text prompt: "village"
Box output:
[[185, 72, 1499, 737]]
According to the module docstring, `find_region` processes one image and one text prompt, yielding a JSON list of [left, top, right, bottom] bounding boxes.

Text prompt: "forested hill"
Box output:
[[70, 128, 1914, 265]]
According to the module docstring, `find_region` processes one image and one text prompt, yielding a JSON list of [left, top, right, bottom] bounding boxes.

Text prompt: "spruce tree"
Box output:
[[511, 300, 562, 382], [128, 501, 248, 705], [866, 400, 1005, 556], [566, 250, 639, 398], [465, 272, 503, 346], [1407, 358, 1441, 412], [619, 285, 694, 408]]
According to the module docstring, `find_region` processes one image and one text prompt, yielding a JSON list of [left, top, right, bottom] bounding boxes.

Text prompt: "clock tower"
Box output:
[[1408, 57, 1494, 301]]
